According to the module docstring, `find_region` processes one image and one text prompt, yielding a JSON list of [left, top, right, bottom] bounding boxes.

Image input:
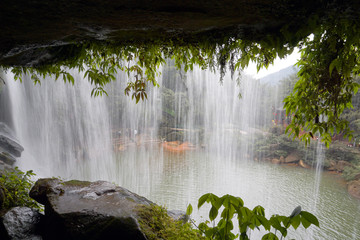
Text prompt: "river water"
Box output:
[[115, 147, 360, 240]]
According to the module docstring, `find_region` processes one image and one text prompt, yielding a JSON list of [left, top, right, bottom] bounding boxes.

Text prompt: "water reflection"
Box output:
[[116, 147, 360, 240]]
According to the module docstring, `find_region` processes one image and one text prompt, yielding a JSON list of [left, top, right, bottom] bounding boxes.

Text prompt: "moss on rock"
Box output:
[[137, 204, 204, 240]]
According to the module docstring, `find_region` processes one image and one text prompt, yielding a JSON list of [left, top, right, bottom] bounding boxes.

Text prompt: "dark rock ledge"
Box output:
[[2, 178, 188, 239], [0, 178, 188, 240], [28, 178, 154, 240]]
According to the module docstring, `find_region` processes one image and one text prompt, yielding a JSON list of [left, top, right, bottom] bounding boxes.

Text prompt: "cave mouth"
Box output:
[[1, 0, 359, 66]]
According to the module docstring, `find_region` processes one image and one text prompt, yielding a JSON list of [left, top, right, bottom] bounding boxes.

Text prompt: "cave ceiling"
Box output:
[[0, 0, 359, 66]]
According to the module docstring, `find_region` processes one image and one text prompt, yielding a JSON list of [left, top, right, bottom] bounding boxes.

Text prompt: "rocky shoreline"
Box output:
[[259, 153, 360, 200]]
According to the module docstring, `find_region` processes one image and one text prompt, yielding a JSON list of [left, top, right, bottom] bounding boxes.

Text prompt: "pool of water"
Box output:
[[114, 147, 360, 239]]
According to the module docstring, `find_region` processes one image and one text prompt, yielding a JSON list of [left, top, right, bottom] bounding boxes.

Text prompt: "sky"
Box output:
[[244, 50, 301, 79]]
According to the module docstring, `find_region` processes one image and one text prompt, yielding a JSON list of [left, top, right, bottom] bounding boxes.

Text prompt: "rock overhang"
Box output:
[[0, 0, 359, 66]]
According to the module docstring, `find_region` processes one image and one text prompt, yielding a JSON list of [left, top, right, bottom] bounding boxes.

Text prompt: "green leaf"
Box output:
[[198, 193, 210, 209], [209, 206, 218, 221], [262, 233, 279, 240], [300, 216, 311, 229], [300, 211, 319, 227], [186, 204, 193, 215], [290, 215, 301, 230], [257, 215, 270, 230]]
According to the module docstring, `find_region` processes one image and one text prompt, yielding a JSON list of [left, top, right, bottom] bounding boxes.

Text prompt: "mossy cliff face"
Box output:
[[0, 0, 359, 66]]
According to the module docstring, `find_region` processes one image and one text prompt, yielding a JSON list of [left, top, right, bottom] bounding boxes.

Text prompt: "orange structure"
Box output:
[[162, 141, 197, 153]]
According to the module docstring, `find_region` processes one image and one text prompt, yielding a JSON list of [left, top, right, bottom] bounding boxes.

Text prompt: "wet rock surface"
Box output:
[[328, 160, 353, 172], [0, 152, 17, 166], [284, 151, 300, 164], [347, 179, 360, 200], [29, 178, 153, 240], [0, 123, 23, 159], [0, 207, 43, 240], [0, 123, 23, 172]]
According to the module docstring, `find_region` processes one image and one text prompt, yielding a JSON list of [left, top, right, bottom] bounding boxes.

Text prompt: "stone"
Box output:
[[284, 152, 300, 163], [0, 152, 16, 166], [328, 160, 337, 171], [299, 160, 311, 169], [279, 156, 285, 163], [0, 123, 23, 159], [0, 160, 13, 173], [347, 180, 360, 200], [353, 173, 360, 181], [0, 207, 43, 240], [335, 160, 352, 172], [271, 158, 281, 164], [0, 136, 24, 158], [327, 160, 352, 172], [29, 178, 153, 240]]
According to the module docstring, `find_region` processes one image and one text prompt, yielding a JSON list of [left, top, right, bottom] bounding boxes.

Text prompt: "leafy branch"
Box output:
[[187, 193, 319, 240], [284, 16, 360, 147]]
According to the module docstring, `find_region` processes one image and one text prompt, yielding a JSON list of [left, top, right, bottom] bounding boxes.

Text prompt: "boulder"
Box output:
[[347, 180, 360, 200], [335, 161, 352, 172], [353, 173, 360, 181], [0, 123, 23, 158], [299, 160, 311, 169], [328, 160, 337, 170], [271, 158, 281, 164], [0, 137, 23, 158], [328, 160, 352, 172], [284, 152, 301, 164], [0, 207, 43, 240], [0, 160, 13, 173], [29, 178, 153, 240], [0, 152, 17, 166]]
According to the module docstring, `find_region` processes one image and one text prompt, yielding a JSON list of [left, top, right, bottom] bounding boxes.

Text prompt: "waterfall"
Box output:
[[4, 71, 114, 181], [314, 141, 325, 204], [184, 68, 261, 160], [1, 65, 261, 182]]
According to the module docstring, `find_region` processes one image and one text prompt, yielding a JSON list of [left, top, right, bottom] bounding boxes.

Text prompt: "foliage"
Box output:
[[254, 132, 303, 160], [343, 165, 360, 181], [137, 204, 204, 240], [187, 193, 319, 240], [284, 17, 360, 147], [4, 25, 295, 99], [3, 12, 360, 146], [0, 167, 42, 211]]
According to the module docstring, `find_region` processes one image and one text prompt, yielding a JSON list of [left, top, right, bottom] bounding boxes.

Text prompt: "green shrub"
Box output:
[[137, 204, 204, 240], [343, 165, 360, 181], [0, 167, 42, 211]]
